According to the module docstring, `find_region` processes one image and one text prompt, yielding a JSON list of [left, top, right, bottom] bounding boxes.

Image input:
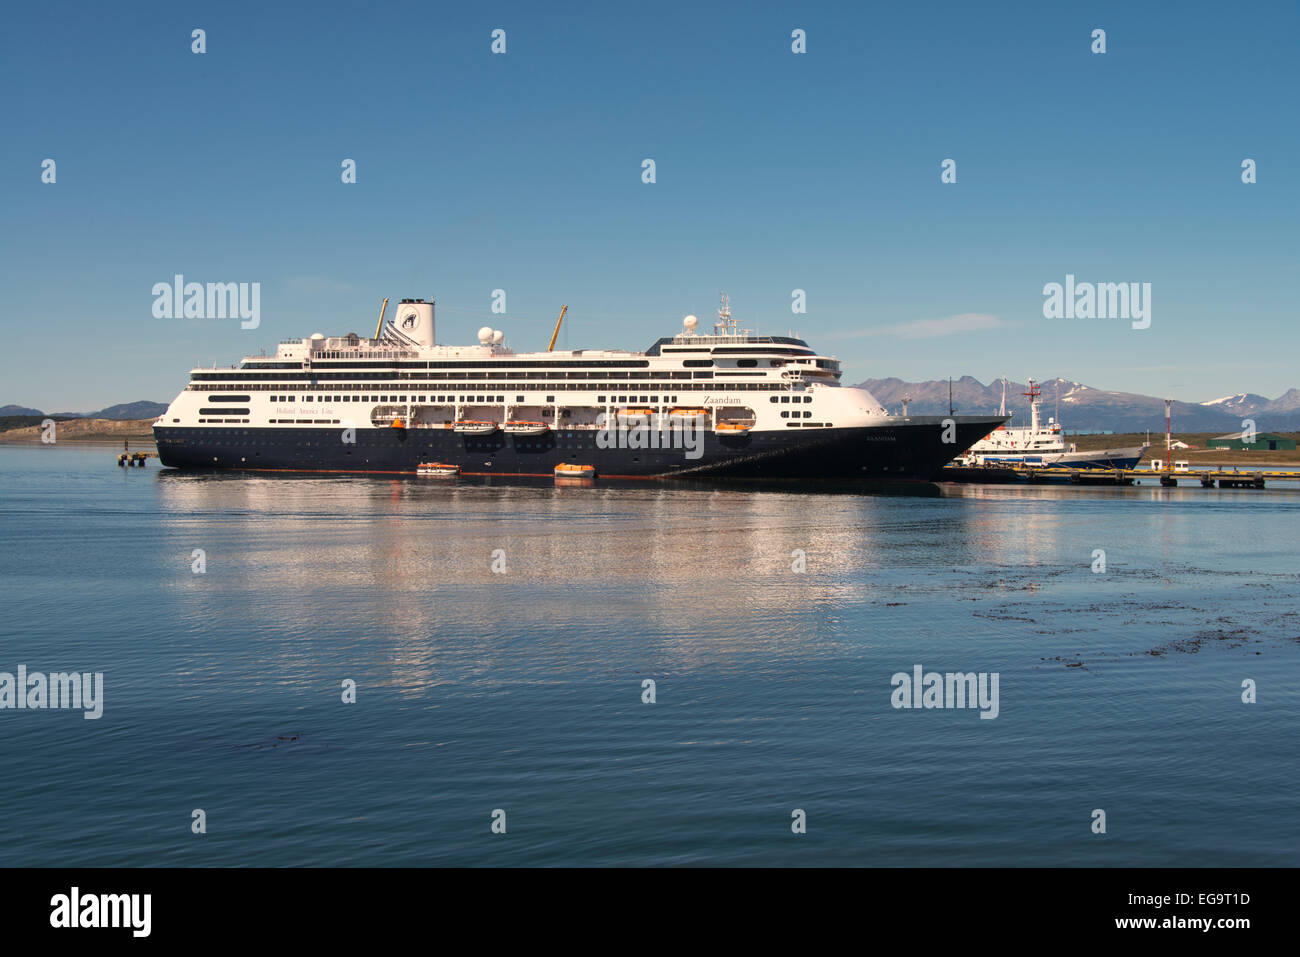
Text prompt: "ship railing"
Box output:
[[672, 334, 787, 346]]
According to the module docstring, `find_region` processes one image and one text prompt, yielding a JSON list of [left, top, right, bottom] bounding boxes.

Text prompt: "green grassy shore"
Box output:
[[1069, 432, 1300, 465]]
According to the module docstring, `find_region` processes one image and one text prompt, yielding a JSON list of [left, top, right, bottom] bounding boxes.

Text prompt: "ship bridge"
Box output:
[[643, 293, 840, 382], [644, 334, 813, 355]]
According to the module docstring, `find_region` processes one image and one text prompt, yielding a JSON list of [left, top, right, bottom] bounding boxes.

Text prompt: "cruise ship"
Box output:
[[153, 295, 1008, 480]]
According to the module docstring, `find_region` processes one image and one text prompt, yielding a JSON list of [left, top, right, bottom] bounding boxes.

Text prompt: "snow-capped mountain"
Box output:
[[1199, 393, 1272, 417], [853, 378, 1300, 432]]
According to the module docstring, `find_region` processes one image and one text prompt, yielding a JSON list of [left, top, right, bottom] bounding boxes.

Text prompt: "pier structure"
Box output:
[[941, 464, 1285, 489]]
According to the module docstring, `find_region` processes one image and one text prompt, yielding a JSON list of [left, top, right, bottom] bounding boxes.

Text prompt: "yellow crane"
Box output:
[[373, 297, 389, 339], [547, 305, 568, 352]]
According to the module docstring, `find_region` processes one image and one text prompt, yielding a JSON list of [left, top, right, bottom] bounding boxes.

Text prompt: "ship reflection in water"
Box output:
[[3, 443, 1296, 867], [154, 473, 955, 696]]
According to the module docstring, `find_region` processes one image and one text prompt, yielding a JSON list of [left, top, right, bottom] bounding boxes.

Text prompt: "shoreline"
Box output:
[[1068, 431, 1300, 465], [0, 418, 157, 443]]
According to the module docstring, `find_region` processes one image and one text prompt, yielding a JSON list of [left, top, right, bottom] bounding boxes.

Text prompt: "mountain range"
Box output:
[[0, 401, 168, 420], [853, 378, 1300, 433]]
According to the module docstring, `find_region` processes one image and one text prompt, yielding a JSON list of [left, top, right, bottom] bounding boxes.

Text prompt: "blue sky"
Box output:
[[2, 0, 1296, 410]]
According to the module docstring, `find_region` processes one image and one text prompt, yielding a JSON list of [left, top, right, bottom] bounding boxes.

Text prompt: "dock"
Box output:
[[941, 465, 1298, 488]]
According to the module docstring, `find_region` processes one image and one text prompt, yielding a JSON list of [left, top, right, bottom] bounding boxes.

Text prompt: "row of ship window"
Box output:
[[198, 371, 713, 381], [296, 355, 802, 365], [178, 419, 833, 430], [189, 380, 800, 390], [258, 394, 690, 404], [256, 351, 822, 366]]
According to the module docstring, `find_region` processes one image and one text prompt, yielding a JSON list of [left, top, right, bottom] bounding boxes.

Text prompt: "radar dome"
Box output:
[[477, 326, 493, 344], [491, 329, 504, 345], [311, 332, 325, 340], [683, 315, 698, 331]]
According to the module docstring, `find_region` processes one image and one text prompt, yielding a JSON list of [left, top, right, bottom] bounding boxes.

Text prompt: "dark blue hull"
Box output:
[[1064, 453, 1145, 470], [977, 448, 1147, 470], [154, 418, 1006, 482]]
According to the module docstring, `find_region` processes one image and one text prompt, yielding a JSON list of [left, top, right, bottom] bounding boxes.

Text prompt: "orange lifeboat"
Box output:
[[554, 463, 595, 478]]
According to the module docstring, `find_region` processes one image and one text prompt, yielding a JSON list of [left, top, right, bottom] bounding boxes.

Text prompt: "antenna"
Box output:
[[948, 378, 954, 416], [718, 291, 738, 336]]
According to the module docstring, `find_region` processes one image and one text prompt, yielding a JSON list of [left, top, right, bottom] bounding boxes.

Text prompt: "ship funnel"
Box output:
[[392, 299, 435, 347]]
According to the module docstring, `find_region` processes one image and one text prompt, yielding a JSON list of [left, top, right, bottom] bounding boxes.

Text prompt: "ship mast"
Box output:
[[717, 291, 738, 336], [1023, 379, 1042, 433]]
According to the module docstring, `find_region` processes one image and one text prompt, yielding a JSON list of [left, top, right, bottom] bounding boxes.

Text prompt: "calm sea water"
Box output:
[[1, 442, 1297, 866]]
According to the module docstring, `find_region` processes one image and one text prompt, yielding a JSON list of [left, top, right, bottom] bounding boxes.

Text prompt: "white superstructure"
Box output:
[[157, 295, 891, 435], [960, 380, 1071, 461]]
